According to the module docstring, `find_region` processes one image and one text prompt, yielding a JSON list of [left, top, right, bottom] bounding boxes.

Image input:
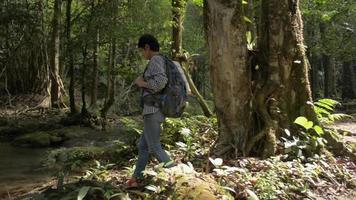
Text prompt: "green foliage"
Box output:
[[140, 163, 233, 199], [77, 186, 90, 200], [281, 116, 327, 160], [314, 99, 353, 124], [162, 115, 217, 162], [82, 160, 114, 182], [217, 156, 354, 199], [281, 99, 353, 160], [246, 31, 257, 51], [302, 0, 356, 62], [190, 0, 203, 7]]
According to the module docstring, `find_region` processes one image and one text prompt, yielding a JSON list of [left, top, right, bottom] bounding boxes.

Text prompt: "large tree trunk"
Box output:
[[50, 0, 62, 108], [246, 0, 317, 157], [66, 0, 77, 114], [205, 0, 317, 157], [205, 0, 250, 156]]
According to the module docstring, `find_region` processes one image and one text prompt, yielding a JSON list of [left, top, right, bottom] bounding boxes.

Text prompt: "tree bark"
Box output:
[[50, 0, 62, 108], [309, 51, 323, 99], [246, 0, 318, 157], [90, 0, 99, 108], [205, 0, 250, 156], [323, 55, 337, 98], [81, 45, 88, 115], [66, 0, 77, 114], [342, 61, 356, 99], [101, 39, 116, 130], [172, 0, 211, 117], [205, 0, 317, 157], [172, 0, 187, 59]]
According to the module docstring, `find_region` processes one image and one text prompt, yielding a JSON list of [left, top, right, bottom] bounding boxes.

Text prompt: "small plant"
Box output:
[[281, 116, 327, 160], [314, 98, 353, 124], [82, 160, 114, 182], [175, 128, 202, 160]]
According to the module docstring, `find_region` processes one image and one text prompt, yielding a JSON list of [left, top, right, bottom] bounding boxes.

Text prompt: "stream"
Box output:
[[0, 127, 126, 199], [0, 143, 51, 198]]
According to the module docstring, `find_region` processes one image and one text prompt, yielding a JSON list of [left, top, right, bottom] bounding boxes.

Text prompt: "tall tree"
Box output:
[[248, 0, 317, 157], [66, 0, 77, 114], [205, 0, 317, 157], [172, 0, 212, 117], [172, 0, 187, 59], [205, 0, 251, 156], [90, 0, 99, 108], [50, 0, 63, 107]]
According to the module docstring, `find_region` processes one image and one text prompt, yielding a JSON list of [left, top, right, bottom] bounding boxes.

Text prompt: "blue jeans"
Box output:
[[133, 111, 172, 178]]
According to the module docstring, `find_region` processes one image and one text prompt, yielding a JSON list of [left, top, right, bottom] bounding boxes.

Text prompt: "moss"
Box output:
[[12, 131, 66, 147], [174, 175, 231, 200], [53, 126, 92, 139], [46, 144, 136, 168], [13, 132, 52, 147]]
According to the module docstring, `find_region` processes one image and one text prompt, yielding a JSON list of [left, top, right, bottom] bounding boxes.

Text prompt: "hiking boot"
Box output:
[[124, 177, 141, 189]]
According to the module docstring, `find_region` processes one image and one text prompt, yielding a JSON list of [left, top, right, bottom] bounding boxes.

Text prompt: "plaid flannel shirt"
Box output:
[[142, 55, 168, 115]]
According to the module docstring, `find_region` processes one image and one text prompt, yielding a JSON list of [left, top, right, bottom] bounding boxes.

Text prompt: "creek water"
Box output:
[[0, 143, 52, 198], [0, 127, 126, 198]]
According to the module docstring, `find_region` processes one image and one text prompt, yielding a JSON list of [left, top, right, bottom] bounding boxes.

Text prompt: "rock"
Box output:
[[13, 132, 51, 147], [53, 126, 92, 140], [12, 131, 65, 147], [152, 164, 234, 200]]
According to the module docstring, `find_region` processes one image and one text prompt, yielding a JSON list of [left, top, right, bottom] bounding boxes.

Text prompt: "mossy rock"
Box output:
[[174, 175, 231, 200], [46, 145, 136, 167], [12, 131, 64, 147], [53, 126, 93, 140], [146, 164, 233, 200]]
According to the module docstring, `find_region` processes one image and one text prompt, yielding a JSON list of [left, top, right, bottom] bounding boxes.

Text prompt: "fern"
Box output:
[[314, 99, 353, 124]]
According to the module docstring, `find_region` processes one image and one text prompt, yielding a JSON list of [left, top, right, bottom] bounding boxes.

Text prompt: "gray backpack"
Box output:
[[142, 55, 188, 118]]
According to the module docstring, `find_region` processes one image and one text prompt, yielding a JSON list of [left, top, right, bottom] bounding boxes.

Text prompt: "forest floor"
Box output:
[[0, 97, 355, 200]]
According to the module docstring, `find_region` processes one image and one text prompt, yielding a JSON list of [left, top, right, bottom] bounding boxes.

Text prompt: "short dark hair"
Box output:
[[138, 34, 160, 51]]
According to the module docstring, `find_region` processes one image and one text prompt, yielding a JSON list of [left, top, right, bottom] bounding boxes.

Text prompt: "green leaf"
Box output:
[[191, 0, 203, 7], [77, 186, 90, 200], [313, 125, 323, 136], [242, 0, 248, 5], [294, 117, 313, 130], [314, 106, 331, 116], [246, 31, 252, 44], [318, 99, 339, 107], [244, 16, 252, 23], [315, 102, 334, 111]]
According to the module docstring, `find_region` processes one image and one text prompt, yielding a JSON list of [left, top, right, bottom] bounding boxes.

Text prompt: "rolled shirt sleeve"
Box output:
[[144, 55, 168, 93]]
